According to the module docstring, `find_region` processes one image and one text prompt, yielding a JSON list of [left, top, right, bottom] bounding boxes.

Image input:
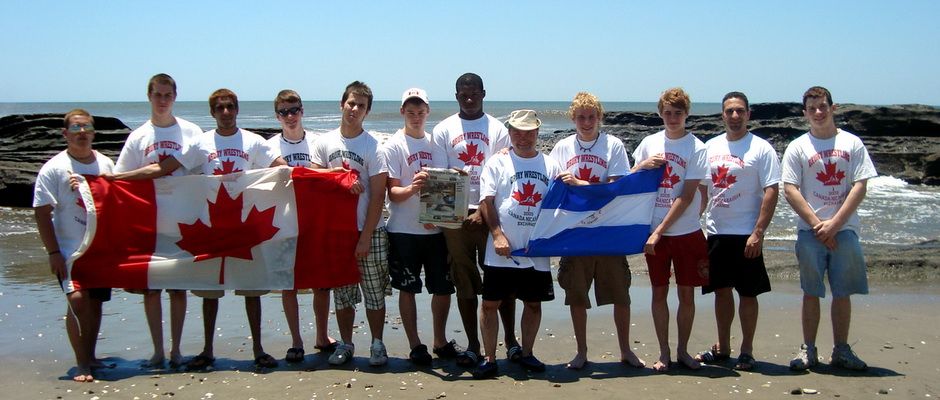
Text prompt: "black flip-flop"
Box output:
[[285, 347, 305, 363], [254, 353, 279, 369], [185, 355, 216, 371]]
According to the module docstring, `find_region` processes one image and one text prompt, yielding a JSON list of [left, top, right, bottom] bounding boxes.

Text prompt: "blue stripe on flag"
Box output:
[[540, 166, 664, 212], [513, 225, 650, 257]]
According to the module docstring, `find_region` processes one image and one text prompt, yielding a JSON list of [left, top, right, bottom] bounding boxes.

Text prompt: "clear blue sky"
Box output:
[[3, 1, 939, 105]]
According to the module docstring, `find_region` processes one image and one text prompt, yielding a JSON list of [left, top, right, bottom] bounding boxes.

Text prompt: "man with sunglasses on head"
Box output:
[[265, 89, 337, 364], [34, 109, 115, 382], [113, 73, 202, 370]]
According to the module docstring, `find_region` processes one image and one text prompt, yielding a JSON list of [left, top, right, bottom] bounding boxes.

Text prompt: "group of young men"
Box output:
[[35, 72, 876, 383]]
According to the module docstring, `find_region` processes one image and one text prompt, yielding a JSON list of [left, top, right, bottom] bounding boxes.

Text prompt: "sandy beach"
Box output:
[[2, 242, 939, 400]]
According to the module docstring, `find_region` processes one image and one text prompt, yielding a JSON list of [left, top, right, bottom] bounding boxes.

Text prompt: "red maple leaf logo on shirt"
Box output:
[[175, 183, 280, 284], [511, 181, 543, 207], [457, 143, 485, 166], [815, 161, 846, 186], [213, 159, 242, 176], [660, 164, 682, 188], [576, 165, 600, 183], [711, 165, 737, 188], [157, 152, 172, 163]]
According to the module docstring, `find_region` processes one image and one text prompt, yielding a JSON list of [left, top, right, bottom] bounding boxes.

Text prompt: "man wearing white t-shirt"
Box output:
[[431, 73, 518, 367], [34, 109, 115, 383], [311, 81, 391, 367], [383, 88, 459, 365], [111, 89, 287, 370], [474, 110, 562, 379], [632, 87, 709, 372], [783, 86, 876, 371], [548, 92, 644, 370], [114, 73, 201, 369], [265, 89, 327, 364], [696, 92, 780, 371]]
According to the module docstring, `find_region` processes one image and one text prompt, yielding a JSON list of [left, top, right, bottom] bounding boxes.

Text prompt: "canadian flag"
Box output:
[[65, 167, 361, 291]]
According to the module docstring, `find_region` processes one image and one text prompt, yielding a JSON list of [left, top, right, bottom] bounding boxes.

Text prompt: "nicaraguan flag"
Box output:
[[512, 166, 663, 257]]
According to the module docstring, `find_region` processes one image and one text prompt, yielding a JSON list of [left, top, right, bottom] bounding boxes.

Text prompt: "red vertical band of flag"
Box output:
[[72, 176, 156, 289], [291, 168, 361, 289]]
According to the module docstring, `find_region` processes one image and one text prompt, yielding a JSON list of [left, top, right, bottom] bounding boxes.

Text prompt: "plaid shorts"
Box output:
[[334, 227, 391, 310]]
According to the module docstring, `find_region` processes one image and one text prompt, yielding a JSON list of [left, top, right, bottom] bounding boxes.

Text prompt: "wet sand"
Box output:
[[2, 243, 940, 400]]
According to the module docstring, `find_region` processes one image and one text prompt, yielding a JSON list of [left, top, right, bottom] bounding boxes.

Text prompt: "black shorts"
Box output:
[[59, 278, 112, 302], [481, 265, 554, 303], [388, 232, 455, 295], [703, 235, 771, 297]]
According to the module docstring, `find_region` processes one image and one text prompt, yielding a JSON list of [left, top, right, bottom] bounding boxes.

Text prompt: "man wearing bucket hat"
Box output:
[[474, 110, 563, 379]]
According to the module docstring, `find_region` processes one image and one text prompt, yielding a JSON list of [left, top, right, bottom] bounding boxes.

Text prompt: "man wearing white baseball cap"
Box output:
[[474, 110, 563, 378], [382, 88, 460, 365]]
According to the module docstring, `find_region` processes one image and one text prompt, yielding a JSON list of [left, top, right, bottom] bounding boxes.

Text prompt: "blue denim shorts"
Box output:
[[795, 230, 868, 298]]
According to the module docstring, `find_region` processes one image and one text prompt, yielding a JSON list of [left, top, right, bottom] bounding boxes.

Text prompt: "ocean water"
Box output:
[[1, 100, 721, 136]]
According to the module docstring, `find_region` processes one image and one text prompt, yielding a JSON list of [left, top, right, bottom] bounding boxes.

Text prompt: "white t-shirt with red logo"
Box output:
[[632, 130, 709, 236], [266, 130, 319, 167], [549, 132, 630, 182], [33, 151, 115, 266], [480, 151, 563, 270], [184, 128, 279, 176], [383, 130, 447, 235], [311, 128, 388, 231], [115, 117, 203, 175], [432, 113, 510, 208], [703, 132, 781, 235], [781, 129, 877, 233]]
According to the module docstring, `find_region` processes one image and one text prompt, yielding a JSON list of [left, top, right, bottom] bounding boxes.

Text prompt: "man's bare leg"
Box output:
[[651, 285, 671, 371], [676, 285, 700, 369]]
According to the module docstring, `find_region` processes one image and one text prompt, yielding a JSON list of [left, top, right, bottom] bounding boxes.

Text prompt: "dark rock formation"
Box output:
[[3, 103, 939, 207], [543, 102, 940, 185]]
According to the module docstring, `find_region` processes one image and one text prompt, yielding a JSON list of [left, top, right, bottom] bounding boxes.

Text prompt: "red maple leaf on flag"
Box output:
[[175, 182, 280, 284], [815, 161, 846, 186], [711, 165, 737, 188], [576, 165, 600, 183], [511, 181, 543, 207], [213, 159, 242, 176], [660, 164, 682, 188], [457, 142, 485, 166]]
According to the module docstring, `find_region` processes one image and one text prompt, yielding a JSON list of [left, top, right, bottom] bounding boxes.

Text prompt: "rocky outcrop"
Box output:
[[3, 103, 939, 207], [543, 103, 940, 185]]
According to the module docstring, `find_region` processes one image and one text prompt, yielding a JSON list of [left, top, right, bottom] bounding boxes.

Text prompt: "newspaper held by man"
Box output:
[[419, 167, 469, 228]]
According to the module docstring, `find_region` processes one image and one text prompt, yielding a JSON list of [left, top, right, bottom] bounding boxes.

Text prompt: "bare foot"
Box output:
[[652, 354, 670, 372], [169, 351, 183, 368], [677, 352, 701, 370], [72, 366, 94, 383], [621, 350, 646, 368], [142, 354, 165, 368], [315, 337, 338, 350], [566, 353, 588, 369]]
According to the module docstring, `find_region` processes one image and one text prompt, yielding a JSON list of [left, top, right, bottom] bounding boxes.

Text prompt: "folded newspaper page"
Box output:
[[419, 168, 469, 228]]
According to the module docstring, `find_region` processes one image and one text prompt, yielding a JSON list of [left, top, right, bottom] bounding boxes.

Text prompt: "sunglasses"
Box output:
[[277, 106, 303, 117], [67, 123, 95, 133]]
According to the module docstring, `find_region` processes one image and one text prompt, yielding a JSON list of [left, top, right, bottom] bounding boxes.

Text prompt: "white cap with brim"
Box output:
[[505, 109, 541, 130], [401, 88, 429, 106]]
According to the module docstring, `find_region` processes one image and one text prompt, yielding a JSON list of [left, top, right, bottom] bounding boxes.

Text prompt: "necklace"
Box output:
[[576, 133, 600, 152], [282, 131, 305, 145]]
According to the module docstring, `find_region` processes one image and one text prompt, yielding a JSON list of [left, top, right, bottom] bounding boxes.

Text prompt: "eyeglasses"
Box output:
[[277, 106, 303, 117], [67, 123, 94, 133]]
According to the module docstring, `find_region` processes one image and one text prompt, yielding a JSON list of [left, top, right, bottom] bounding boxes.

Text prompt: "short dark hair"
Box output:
[[275, 89, 302, 110], [148, 73, 177, 95], [722, 91, 749, 110], [802, 86, 833, 108], [341, 81, 373, 111], [64, 108, 93, 128], [456, 72, 484, 92], [209, 88, 238, 111]]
